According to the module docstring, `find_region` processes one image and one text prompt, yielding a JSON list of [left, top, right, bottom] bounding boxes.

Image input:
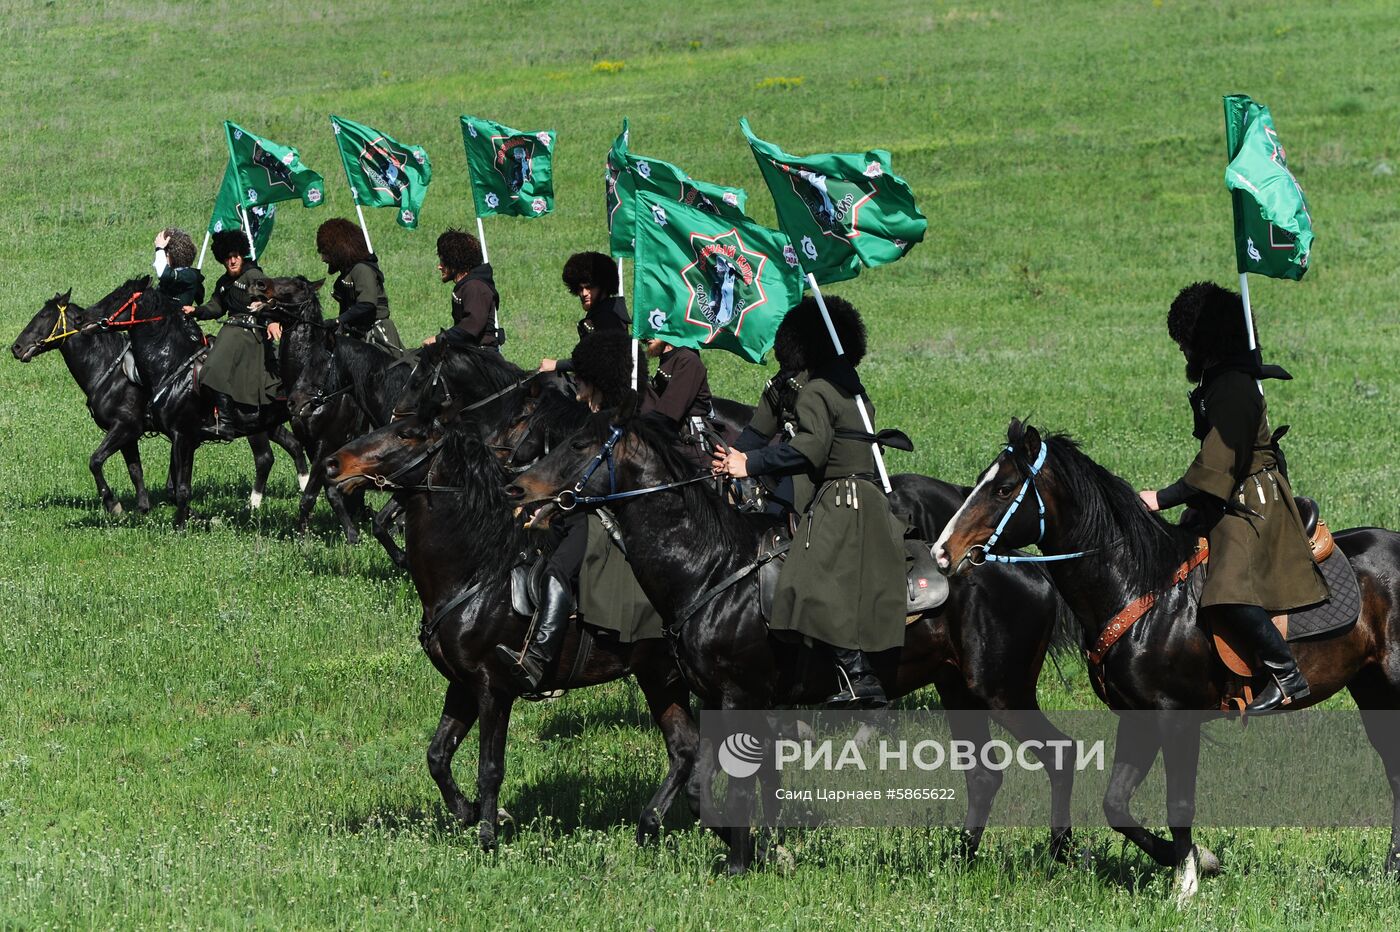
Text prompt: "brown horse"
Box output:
[[933, 419, 1400, 898]]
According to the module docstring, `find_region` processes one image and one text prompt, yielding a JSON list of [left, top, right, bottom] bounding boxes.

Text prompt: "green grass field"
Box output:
[[3, 0, 1400, 927]]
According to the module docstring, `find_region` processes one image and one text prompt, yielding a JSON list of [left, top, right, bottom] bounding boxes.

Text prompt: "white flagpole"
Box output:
[[197, 231, 210, 269], [1239, 271, 1263, 395], [806, 272, 891, 493], [352, 202, 374, 255], [237, 206, 257, 261], [619, 257, 639, 392], [476, 216, 496, 334]]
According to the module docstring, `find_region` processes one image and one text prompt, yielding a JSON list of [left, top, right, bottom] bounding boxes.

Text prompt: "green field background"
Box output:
[[2, 1, 1399, 927]]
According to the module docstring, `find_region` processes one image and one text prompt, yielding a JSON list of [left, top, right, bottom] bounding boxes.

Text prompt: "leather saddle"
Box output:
[[756, 529, 949, 622]]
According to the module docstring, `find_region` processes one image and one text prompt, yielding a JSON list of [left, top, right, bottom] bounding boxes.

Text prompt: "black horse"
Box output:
[[259, 275, 416, 550], [79, 278, 303, 528], [323, 388, 704, 851], [15, 282, 306, 515], [506, 414, 1078, 874], [934, 420, 1400, 898]]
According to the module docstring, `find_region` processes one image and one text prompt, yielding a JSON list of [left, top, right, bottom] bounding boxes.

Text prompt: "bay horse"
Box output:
[[15, 282, 306, 515], [506, 415, 1079, 874], [932, 419, 1400, 897], [322, 370, 705, 851], [80, 280, 306, 528]]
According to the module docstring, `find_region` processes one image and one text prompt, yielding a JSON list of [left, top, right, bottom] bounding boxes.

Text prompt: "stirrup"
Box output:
[[494, 644, 543, 692]]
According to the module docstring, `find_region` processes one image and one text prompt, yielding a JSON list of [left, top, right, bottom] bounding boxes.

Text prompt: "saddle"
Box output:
[[755, 528, 949, 622]]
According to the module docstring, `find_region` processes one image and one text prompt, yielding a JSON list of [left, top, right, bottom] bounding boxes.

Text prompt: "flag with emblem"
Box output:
[[330, 115, 432, 229], [632, 191, 801, 363], [1223, 95, 1313, 281], [460, 115, 555, 218], [606, 118, 749, 258], [223, 120, 326, 213], [740, 117, 926, 285], [207, 160, 277, 255]]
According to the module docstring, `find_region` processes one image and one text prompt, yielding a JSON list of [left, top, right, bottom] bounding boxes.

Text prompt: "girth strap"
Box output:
[[1087, 541, 1209, 667], [420, 578, 487, 647]]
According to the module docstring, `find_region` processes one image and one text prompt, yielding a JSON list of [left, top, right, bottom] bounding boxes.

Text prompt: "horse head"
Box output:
[[934, 417, 1055, 575], [257, 276, 326, 327], [324, 413, 441, 494], [12, 289, 77, 361]]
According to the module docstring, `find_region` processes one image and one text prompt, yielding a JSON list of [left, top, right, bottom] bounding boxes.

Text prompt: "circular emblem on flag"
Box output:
[[246, 189, 258, 204], [636, 161, 652, 179], [332, 123, 341, 134], [401, 209, 415, 224], [413, 150, 426, 164], [467, 124, 479, 138], [531, 197, 547, 214], [251, 206, 266, 218], [722, 191, 739, 206], [651, 204, 667, 226], [282, 153, 295, 166], [233, 129, 243, 141], [648, 309, 667, 331], [783, 244, 798, 267], [213, 220, 224, 232], [307, 187, 323, 204], [485, 193, 500, 209], [800, 235, 817, 260], [535, 132, 551, 146], [893, 238, 907, 249], [864, 161, 883, 178]]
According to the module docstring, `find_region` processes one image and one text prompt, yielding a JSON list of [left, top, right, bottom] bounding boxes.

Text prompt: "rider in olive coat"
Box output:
[[1140, 281, 1327, 713], [713, 296, 906, 708], [316, 218, 403, 355]]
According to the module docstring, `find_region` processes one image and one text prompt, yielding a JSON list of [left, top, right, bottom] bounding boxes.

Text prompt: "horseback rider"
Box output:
[[316, 218, 404, 355], [423, 227, 501, 351], [499, 329, 641, 691], [538, 252, 631, 374], [712, 296, 905, 709], [183, 230, 280, 436], [153, 228, 204, 306], [640, 338, 715, 466], [1139, 281, 1327, 713]]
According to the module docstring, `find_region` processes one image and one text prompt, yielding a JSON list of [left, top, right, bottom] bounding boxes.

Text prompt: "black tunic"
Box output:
[[443, 264, 500, 348], [641, 346, 712, 427]]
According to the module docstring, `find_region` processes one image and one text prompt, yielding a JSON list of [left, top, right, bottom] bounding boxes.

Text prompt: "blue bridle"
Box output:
[[967, 443, 1094, 566], [552, 426, 713, 512]]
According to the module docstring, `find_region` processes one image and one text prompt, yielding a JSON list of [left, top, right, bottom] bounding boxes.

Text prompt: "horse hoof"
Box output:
[[635, 811, 661, 846], [1174, 846, 1201, 906], [108, 502, 123, 516], [297, 471, 310, 492], [477, 821, 497, 852], [248, 490, 264, 510], [763, 844, 795, 873], [137, 501, 152, 514], [1197, 845, 1222, 876]]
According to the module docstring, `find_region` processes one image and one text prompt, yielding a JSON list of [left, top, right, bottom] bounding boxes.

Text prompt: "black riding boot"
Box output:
[[495, 572, 573, 692], [824, 648, 889, 710], [201, 389, 241, 439], [1235, 604, 1310, 713]]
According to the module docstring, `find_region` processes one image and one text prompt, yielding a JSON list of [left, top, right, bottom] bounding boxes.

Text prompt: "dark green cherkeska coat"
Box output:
[[1182, 368, 1327, 611], [332, 260, 403, 355], [578, 513, 662, 643], [769, 375, 906, 652], [193, 264, 280, 406], [157, 266, 205, 307]]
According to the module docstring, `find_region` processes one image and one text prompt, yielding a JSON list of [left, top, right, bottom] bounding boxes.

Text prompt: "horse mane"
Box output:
[[429, 413, 530, 582], [623, 414, 753, 552], [1042, 433, 1195, 591], [517, 387, 592, 447], [416, 345, 526, 421]]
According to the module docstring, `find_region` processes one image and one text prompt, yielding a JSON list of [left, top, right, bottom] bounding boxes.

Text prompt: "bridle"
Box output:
[[97, 291, 154, 329], [335, 425, 466, 494], [963, 442, 1095, 567], [549, 426, 714, 512], [34, 300, 81, 349]]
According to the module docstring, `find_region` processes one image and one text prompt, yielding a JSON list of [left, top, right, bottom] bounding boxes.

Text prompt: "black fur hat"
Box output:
[[773, 294, 866, 372], [571, 330, 642, 409], [562, 251, 619, 297], [1167, 281, 1256, 379], [211, 230, 252, 263]]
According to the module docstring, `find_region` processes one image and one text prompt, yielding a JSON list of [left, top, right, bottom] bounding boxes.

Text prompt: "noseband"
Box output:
[[965, 443, 1094, 566]]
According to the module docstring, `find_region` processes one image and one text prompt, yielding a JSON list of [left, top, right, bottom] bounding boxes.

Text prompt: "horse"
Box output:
[[15, 282, 306, 515], [258, 275, 417, 552], [322, 399, 705, 852], [505, 414, 1079, 874], [79, 279, 307, 528], [932, 419, 1400, 897]]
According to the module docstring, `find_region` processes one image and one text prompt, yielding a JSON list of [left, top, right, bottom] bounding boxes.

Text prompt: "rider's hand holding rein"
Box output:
[[713, 447, 748, 478]]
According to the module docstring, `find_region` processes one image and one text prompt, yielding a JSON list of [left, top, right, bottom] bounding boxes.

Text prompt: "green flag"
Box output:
[[606, 118, 749, 258], [740, 117, 926, 285], [208, 160, 276, 255], [1223, 95, 1313, 281], [460, 116, 555, 218], [223, 120, 326, 213], [632, 190, 802, 363], [330, 115, 432, 229]]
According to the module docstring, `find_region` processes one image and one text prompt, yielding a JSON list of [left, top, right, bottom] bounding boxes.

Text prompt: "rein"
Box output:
[[99, 292, 154, 329], [966, 443, 1095, 566], [551, 426, 714, 511]]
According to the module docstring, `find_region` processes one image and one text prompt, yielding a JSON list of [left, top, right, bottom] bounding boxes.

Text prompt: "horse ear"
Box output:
[[309, 278, 326, 292], [59, 289, 72, 302], [1006, 417, 1024, 445], [1023, 423, 1043, 457]]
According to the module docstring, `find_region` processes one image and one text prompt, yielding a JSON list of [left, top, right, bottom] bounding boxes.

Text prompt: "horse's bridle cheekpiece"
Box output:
[[966, 442, 1094, 567]]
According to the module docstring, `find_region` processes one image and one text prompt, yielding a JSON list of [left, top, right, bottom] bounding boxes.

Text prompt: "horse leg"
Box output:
[[90, 424, 135, 515], [268, 424, 310, 491], [1349, 671, 1400, 877], [119, 441, 151, 514], [1102, 715, 1176, 866], [631, 658, 699, 846], [474, 688, 514, 851], [1159, 713, 1207, 902], [295, 443, 324, 536], [371, 498, 409, 571], [171, 434, 196, 529], [324, 479, 361, 545], [992, 708, 1076, 863], [427, 682, 481, 827], [246, 433, 274, 510], [945, 705, 1003, 862]]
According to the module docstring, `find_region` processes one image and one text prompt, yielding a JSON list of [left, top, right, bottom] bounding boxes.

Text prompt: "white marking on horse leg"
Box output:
[[297, 471, 310, 492], [934, 462, 998, 568], [249, 490, 264, 510], [1175, 846, 1200, 906]]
